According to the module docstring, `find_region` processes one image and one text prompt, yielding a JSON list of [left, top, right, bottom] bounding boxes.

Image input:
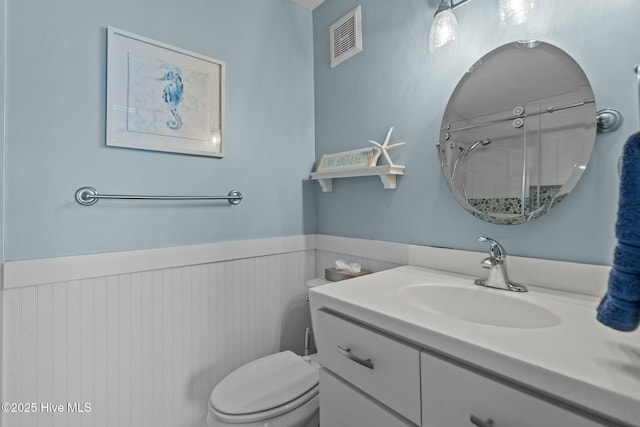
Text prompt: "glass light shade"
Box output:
[[429, 9, 458, 53], [499, 0, 535, 26]]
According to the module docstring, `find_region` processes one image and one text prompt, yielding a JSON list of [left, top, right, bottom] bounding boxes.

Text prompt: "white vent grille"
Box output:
[[330, 5, 362, 68]]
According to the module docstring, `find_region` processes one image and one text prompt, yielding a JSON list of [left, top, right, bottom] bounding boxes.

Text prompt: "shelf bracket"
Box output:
[[379, 174, 397, 189], [317, 178, 333, 192]]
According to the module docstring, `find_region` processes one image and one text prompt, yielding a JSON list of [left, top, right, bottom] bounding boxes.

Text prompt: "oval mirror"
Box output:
[[437, 41, 597, 225]]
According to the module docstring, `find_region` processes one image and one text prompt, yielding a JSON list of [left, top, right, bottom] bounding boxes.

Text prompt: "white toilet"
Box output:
[[207, 278, 330, 427]]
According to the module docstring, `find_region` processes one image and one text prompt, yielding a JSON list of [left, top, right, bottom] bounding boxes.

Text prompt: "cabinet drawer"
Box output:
[[316, 310, 421, 425], [421, 351, 605, 427], [320, 368, 416, 427]]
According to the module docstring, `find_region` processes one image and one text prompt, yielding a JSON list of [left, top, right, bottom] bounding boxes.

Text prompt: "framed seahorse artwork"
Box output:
[[106, 27, 225, 157]]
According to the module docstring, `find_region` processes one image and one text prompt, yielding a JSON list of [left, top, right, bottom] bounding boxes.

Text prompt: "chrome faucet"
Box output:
[[474, 237, 527, 292]]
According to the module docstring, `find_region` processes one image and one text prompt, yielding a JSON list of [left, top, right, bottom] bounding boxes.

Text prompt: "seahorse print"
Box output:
[[159, 69, 184, 130]]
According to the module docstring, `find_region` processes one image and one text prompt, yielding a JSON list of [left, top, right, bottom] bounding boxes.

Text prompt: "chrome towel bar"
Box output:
[[75, 187, 243, 206]]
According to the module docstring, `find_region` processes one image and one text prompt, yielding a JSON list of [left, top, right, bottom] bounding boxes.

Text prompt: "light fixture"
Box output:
[[499, 0, 536, 26], [429, 0, 536, 52], [428, 0, 472, 53]]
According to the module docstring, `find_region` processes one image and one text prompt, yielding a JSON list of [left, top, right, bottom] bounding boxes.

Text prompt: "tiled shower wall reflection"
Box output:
[[2, 250, 315, 427]]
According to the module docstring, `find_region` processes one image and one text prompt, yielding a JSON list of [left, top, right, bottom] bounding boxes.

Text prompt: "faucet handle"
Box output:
[[478, 237, 506, 259], [480, 257, 494, 269]]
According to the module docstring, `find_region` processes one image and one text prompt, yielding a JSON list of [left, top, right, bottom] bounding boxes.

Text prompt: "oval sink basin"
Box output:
[[398, 284, 562, 329]]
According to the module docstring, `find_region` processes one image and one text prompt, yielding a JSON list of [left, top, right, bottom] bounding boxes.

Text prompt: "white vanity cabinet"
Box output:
[[420, 351, 604, 427], [320, 368, 415, 427], [316, 308, 618, 427], [310, 264, 640, 426], [315, 309, 421, 425]]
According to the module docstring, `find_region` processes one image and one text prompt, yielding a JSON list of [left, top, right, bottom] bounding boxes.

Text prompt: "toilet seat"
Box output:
[[210, 351, 319, 424], [210, 384, 318, 424]]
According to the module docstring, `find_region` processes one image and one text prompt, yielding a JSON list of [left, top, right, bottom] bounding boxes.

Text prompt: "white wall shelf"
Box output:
[[310, 165, 405, 192]]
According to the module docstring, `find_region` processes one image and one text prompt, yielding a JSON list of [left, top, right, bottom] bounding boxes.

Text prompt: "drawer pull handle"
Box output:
[[336, 345, 374, 370], [470, 415, 494, 427]]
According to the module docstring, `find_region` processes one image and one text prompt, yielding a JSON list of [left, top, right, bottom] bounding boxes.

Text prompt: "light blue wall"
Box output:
[[4, 0, 316, 261], [313, 0, 640, 265]]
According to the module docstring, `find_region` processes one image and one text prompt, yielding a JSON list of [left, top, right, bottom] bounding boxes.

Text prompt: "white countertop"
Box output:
[[309, 265, 640, 426]]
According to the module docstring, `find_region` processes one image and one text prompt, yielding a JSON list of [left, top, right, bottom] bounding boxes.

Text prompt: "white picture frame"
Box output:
[[106, 27, 226, 157]]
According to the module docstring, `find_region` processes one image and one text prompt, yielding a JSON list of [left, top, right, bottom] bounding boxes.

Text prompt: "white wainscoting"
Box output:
[[2, 249, 315, 427], [3, 235, 317, 289]]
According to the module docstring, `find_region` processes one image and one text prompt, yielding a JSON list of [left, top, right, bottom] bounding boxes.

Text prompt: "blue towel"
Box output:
[[597, 132, 640, 331]]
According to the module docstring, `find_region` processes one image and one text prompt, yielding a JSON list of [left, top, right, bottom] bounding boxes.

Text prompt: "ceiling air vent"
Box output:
[[330, 5, 362, 68]]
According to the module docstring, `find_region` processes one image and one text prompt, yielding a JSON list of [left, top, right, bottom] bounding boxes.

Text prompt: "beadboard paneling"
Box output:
[[2, 250, 315, 427]]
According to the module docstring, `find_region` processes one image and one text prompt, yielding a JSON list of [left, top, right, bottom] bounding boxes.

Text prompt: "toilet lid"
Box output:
[[211, 350, 319, 415]]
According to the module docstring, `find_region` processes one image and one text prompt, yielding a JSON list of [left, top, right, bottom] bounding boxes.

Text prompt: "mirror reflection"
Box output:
[[438, 41, 597, 224]]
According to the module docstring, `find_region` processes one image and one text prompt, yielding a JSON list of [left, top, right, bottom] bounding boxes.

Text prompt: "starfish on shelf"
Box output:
[[368, 127, 406, 166]]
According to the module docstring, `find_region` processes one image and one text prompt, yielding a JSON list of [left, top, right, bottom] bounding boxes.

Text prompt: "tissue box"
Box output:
[[325, 267, 371, 282]]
